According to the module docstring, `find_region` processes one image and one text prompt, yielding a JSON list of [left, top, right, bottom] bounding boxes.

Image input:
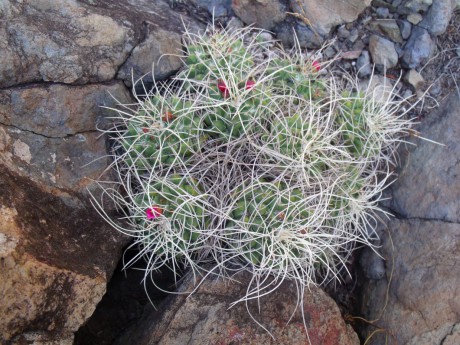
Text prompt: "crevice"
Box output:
[[440, 323, 456, 345], [0, 79, 128, 91], [0, 121, 98, 140], [384, 205, 460, 225]]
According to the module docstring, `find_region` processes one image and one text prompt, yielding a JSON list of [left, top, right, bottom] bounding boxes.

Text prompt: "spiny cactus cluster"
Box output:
[[96, 25, 412, 302]]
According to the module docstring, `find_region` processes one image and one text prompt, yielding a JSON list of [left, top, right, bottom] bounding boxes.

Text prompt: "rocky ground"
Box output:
[[1, 0, 459, 344]]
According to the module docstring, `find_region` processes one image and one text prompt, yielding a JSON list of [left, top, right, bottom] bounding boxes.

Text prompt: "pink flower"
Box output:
[[146, 206, 162, 220], [312, 60, 321, 72], [245, 79, 255, 90], [217, 80, 229, 98]]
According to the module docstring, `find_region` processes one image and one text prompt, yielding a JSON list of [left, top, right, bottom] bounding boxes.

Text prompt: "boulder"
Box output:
[[401, 26, 436, 68], [115, 272, 360, 345], [231, 0, 287, 30], [369, 35, 399, 69], [289, 0, 372, 37], [0, 0, 201, 88], [359, 92, 460, 344], [390, 92, 460, 223], [360, 218, 460, 345], [0, 81, 133, 344]]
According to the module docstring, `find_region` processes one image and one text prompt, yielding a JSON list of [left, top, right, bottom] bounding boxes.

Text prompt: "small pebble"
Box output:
[[348, 29, 359, 43], [404, 69, 425, 91], [392, 0, 402, 6], [402, 89, 414, 99], [407, 13, 423, 25], [324, 46, 336, 59], [357, 50, 372, 77], [398, 20, 412, 40], [337, 25, 350, 39], [376, 7, 390, 18]]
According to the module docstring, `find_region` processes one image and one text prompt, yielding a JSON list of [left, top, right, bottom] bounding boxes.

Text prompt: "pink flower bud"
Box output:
[[245, 79, 255, 90], [146, 206, 162, 220], [217, 80, 229, 98], [312, 60, 321, 72]]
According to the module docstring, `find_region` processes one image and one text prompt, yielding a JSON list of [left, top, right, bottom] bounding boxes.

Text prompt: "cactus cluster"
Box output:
[[96, 25, 413, 303]]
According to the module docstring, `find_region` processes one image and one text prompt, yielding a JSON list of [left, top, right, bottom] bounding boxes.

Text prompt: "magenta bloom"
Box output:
[[146, 206, 162, 220], [217, 80, 229, 98], [245, 79, 255, 90], [312, 60, 321, 72]]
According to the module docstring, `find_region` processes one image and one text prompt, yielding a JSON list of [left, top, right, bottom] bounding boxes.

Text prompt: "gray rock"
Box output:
[[324, 46, 337, 59], [275, 22, 324, 49], [226, 16, 244, 31], [0, 0, 135, 87], [115, 271, 360, 345], [190, 0, 232, 17], [403, 69, 425, 91], [357, 50, 372, 77], [391, 92, 460, 223], [289, 0, 372, 37], [398, 0, 433, 14], [419, 0, 456, 36], [406, 12, 423, 24], [232, 0, 286, 30], [338, 25, 351, 39], [359, 248, 386, 280], [369, 35, 399, 69], [401, 26, 436, 68], [375, 7, 390, 18], [360, 217, 460, 345], [398, 19, 412, 39], [348, 28, 360, 43], [0, 0, 201, 88], [369, 19, 404, 43], [117, 28, 183, 87]]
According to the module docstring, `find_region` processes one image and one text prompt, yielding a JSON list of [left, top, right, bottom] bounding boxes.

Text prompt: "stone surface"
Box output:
[[369, 35, 399, 69], [0, 166, 127, 344], [0, 82, 132, 191], [360, 218, 460, 345], [275, 21, 324, 49], [419, 0, 456, 35], [403, 69, 425, 90], [0, 0, 200, 88], [390, 92, 460, 223], [231, 0, 286, 30], [401, 26, 436, 68], [398, 19, 412, 39], [369, 19, 403, 43], [289, 0, 372, 37], [407, 12, 423, 24], [398, 0, 433, 14], [117, 28, 183, 87], [357, 50, 372, 77], [115, 272, 360, 345], [190, 0, 233, 17], [0, 0, 135, 88]]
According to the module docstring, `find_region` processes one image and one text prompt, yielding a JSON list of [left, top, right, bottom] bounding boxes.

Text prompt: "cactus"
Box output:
[[94, 24, 415, 316]]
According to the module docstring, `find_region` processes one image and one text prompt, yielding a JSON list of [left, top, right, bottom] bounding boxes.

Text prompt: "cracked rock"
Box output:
[[369, 35, 399, 69]]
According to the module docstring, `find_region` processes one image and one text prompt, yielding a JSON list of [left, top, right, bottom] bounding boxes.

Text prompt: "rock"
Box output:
[[357, 50, 372, 77], [117, 28, 183, 87], [226, 16, 244, 31], [398, 19, 412, 39], [368, 35, 399, 69], [375, 6, 390, 18], [0, 82, 132, 190], [359, 75, 395, 103], [338, 25, 351, 39], [360, 217, 460, 345], [398, 0, 433, 14], [419, 0, 456, 36], [359, 248, 386, 280], [403, 69, 425, 91], [348, 28, 360, 43], [0, 0, 201, 88], [401, 26, 436, 68], [0, 0, 135, 88], [289, 0, 372, 37], [390, 92, 460, 223], [369, 19, 403, 43], [0, 80, 133, 343], [190, 0, 233, 17], [275, 21, 324, 49], [406, 12, 423, 24], [115, 272, 360, 345], [231, 0, 287, 30]]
